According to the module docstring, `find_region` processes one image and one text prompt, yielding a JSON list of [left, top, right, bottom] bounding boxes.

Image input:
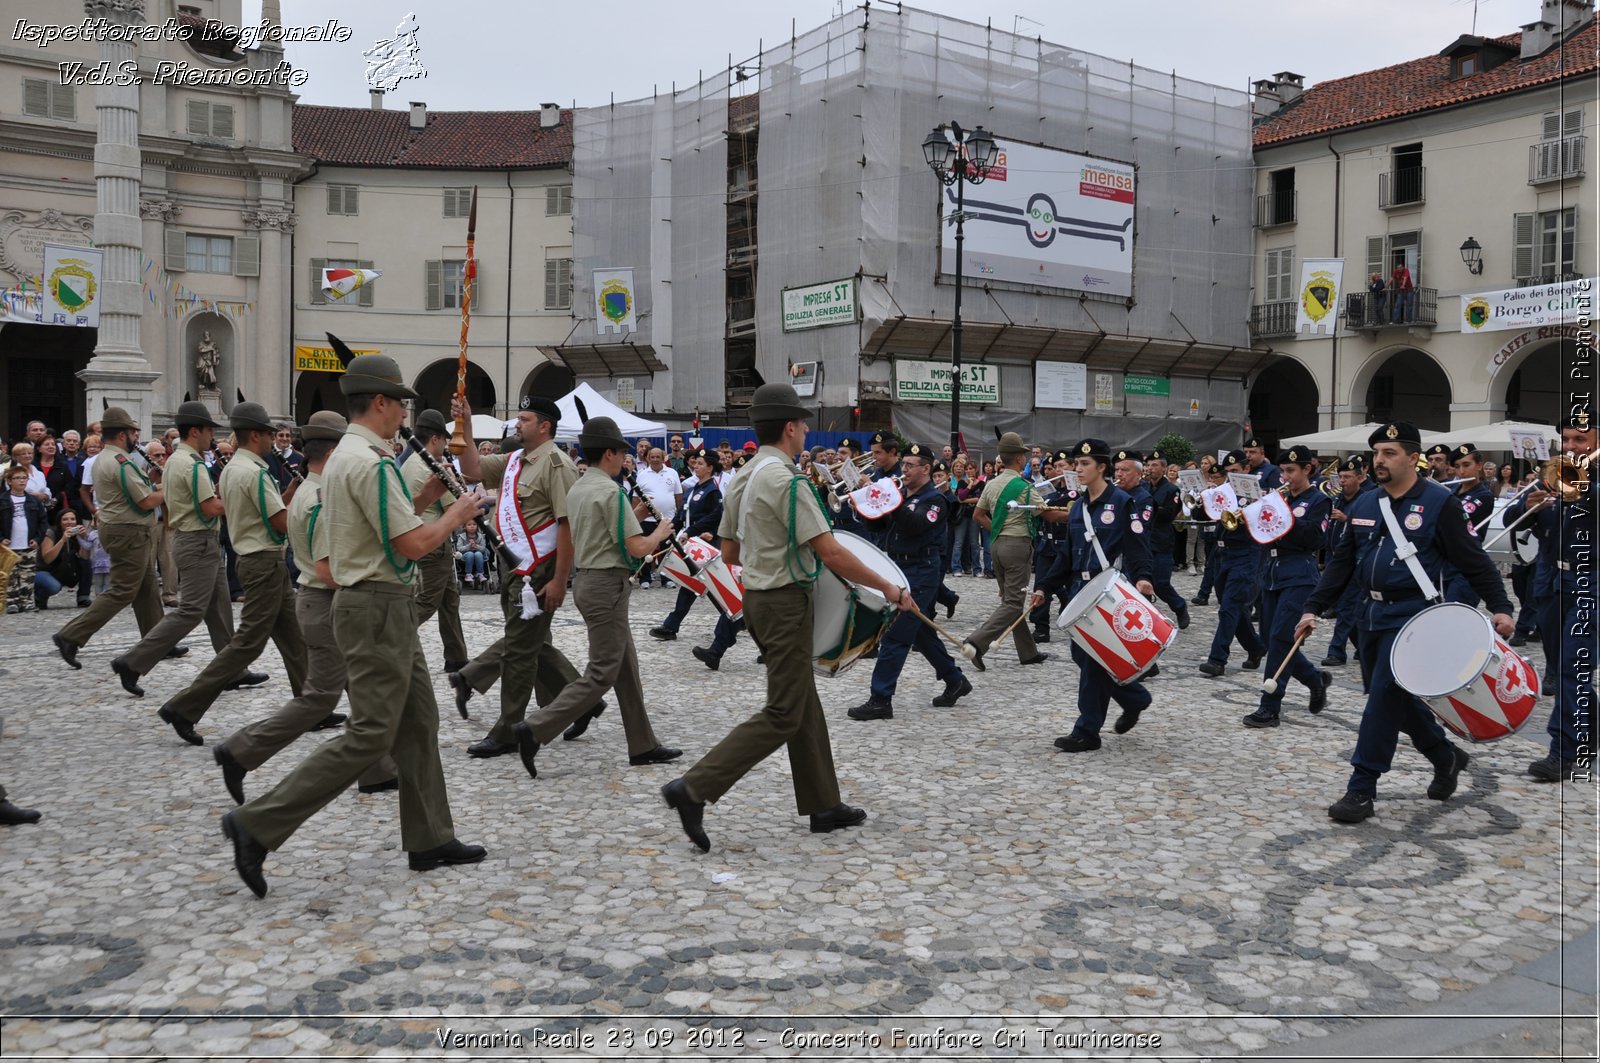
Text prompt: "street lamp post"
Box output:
[[923, 122, 998, 459]]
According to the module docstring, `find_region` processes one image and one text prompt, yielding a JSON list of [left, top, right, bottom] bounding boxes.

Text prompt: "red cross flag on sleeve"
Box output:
[[849, 478, 903, 519], [320, 268, 384, 302]]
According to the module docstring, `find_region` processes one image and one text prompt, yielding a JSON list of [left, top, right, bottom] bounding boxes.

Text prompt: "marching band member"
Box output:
[[1521, 410, 1597, 783], [1242, 447, 1331, 728], [155, 403, 311, 747], [1442, 443, 1495, 607], [847, 442, 971, 721], [1297, 421, 1513, 824], [1320, 456, 1371, 667], [1242, 436, 1281, 491], [662, 383, 912, 853], [650, 447, 724, 642], [1197, 451, 1265, 678], [1029, 451, 1071, 644], [510, 415, 681, 778], [1141, 448, 1192, 633], [1029, 438, 1154, 753], [962, 432, 1059, 670], [1424, 443, 1454, 482], [402, 406, 480, 676]]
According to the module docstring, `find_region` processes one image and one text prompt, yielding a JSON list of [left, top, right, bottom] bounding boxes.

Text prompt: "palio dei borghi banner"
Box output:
[[1460, 276, 1595, 333], [939, 138, 1135, 298], [894, 361, 1000, 404]]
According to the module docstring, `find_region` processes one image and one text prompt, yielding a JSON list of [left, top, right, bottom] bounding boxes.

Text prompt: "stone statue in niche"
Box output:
[[195, 330, 221, 392]]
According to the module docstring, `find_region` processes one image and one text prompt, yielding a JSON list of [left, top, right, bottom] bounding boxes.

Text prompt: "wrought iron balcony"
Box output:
[[1378, 166, 1425, 209], [1530, 136, 1585, 184], [1344, 288, 1438, 330], [1255, 192, 1296, 228], [1248, 301, 1296, 338]]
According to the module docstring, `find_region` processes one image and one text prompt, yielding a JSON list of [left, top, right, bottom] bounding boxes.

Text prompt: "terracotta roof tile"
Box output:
[[1253, 21, 1598, 147], [292, 105, 573, 169]]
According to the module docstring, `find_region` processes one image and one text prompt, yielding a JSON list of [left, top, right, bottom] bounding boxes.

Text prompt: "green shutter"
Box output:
[[213, 104, 234, 138], [22, 78, 49, 117], [1512, 213, 1535, 280], [165, 229, 188, 272], [1365, 236, 1384, 281], [310, 257, 327, 304], [51, 84, 75, 122], [186, 100, 208, 135], [426, 260, 442, 311]]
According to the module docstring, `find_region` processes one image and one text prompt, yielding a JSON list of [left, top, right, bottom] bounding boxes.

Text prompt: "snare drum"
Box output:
[[657, 537, 722, 597], [1390, 602, 1540, 743], [700, 555, 745, 622], [1055, 568, 1176, 685], [813, 532, 907, 678]]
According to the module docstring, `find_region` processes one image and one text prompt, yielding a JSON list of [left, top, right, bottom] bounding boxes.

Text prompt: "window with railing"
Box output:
[[1379, 166, 1425, 208], [1531, 109, 1585, 183]]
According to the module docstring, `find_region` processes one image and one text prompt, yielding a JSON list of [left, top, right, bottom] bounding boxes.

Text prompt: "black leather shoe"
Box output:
[[945, 593, 959, 619], [1113, 705, 1145, 734], [467, 737, 516, 759], [165, 645, 190, 659], [847, 698, 893, 721], [1320, 655, 1347, 667], [223, 671, 269, 691], [158, 704, 203, 746], [963, 644, 986, 672], [1198, 660, 1225, 678], [662, 778, 710, 852], [447, 671, 472, 719], [221, 811, 268, 898], [1242, 710, 1280, 729], [629, 745, 683, 765], [1189, 595, 1210, 606], [1242, 656, 1262, 670], [408, 838, 487, 872], [52, 633, 81, 670], [649, 626, 677, 641], [561, 701, 607, 741], [1528, 751, 1575, 783], [111, 656, 144, 697], [756, 654, 766, 665], [1019, 652, 1050, 666], [1308, 671, 1331, 714], [1032, 628, 1051, 644], [1176, 607, 1191, 630], [0, 800, 41, 825], [1427, 746, 1469, 800], [311, 713, 347, 731], [214, 745, 247, 805], [691, 646, 721, 671], [1145, 663, 1161, 678], [930, 676, 972, 707], [358, 778, 399, 794], [1509, 633, 1529, 647], [512, 723, 540, 778], [1327, 790, 1374, 823], [1054, 732, 1102, 753], [809, 803, 867, 833]]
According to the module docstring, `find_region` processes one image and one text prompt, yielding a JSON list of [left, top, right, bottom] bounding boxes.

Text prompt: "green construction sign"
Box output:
[[1123, 375, 1171, 396]]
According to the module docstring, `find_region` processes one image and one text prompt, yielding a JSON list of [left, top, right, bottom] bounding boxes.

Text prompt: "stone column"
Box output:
[[138, 196, 179, 404], [242, 209, 295, 418], [78, 0, 159, 431]]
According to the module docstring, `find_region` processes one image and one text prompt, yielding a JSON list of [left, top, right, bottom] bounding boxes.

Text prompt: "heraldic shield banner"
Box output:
[[6, 244, 105, 328], [1295, 258, 1343, 338], [593, 267, 637, 336]]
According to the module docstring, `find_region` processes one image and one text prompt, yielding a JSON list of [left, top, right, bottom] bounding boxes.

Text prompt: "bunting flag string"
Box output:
[[138, 253, 254, 320]]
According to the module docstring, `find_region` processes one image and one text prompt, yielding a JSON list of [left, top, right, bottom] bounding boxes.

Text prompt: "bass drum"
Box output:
[[812, 531, 907, 678]]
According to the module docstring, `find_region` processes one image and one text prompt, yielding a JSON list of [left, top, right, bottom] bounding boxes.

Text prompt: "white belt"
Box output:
[[1558, 560, 1574, 571]]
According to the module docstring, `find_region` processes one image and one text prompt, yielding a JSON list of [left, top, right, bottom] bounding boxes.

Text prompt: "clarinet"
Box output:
[[397, 426, 519, 574], [625, 473, 696, 577]]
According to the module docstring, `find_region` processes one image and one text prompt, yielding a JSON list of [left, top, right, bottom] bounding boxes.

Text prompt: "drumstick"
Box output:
[[1261, 630, 1312, 694], [993, 608, 1031, 653], [905, 602, 967, 652]]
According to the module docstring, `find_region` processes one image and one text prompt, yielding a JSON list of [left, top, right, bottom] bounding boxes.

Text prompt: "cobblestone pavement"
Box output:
[[1, 567, 1594, 1059]]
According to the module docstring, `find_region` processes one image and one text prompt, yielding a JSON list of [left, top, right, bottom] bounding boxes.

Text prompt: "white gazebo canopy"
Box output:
[[1280, 422, 1447, 451], [1426, 420, 1557, 451]]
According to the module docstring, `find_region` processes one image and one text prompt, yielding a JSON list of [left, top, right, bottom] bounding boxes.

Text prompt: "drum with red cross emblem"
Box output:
[[1055, 568, 1177, 685], [1390, 602, 1540, 743]]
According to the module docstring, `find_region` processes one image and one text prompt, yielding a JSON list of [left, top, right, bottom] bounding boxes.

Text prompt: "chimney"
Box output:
[[409, 101, 426, 130], [540, 103, 560, 129], [1252, 77, 1281, 121], [1523, 0, 1594, 57], [1272, 71, 1305, 105], [369, 89, 384, 110]]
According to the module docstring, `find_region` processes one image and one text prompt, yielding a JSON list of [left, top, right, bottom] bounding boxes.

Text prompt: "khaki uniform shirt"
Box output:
[[287, 469, 331, 591], [164, 441, 218, 534], [403, 449, 452, 524], [91, 442, 156, 525], [717, 445, 831, 591], [221, 447, 286, 557], [977, 468, 1042, 539], [324, 423, 424, 587], [479, 439, 578, 534], [567, 467, 642, 572]]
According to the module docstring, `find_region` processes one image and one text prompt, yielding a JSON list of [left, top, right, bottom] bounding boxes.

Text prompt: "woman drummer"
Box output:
[[1029, 438, 1155, 754]]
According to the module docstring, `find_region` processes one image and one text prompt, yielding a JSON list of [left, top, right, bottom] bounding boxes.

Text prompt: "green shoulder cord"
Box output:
[[376, 459, 417, 584], [616, 486, 643, 573], [306, 500, 322, 560], [256, 468, 288, 545], [190, 459, 217, 529], [784, 474, 827, 586], [119, 457, 153, 516]]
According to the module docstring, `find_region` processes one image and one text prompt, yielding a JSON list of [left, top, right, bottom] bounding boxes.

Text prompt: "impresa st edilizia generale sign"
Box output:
[[895, 361, 999, 404], [782, 278, 858, 332]]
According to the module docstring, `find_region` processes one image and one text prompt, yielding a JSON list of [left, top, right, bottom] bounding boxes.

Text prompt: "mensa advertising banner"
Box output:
[[939, 138, 1135, 297]]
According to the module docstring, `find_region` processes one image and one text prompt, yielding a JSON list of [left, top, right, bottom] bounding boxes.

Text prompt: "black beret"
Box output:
[[1372, 422, 1424, 449], [904, 442, 934, 460], [1114, 448, 1142, 463], [1222, 449, 1246, 467], [1074, 438, 1111, 460], [1338, 456, 1366, 474], [519, 395, 561, 421], [837, 437, 860, 451], [1561, 408, 1593, 431], [1453, 443, 1480, 459], [1242, 436, 1265, 449], [1277, 446, 1314, 466], [1146, 449, 1165, 462], [868, 430, 899, 450]]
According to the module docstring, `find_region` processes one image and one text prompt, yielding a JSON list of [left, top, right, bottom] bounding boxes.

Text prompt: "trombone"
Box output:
[[1479, 452, 1591, 545]]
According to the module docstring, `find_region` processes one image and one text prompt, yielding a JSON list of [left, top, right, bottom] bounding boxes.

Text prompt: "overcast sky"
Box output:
[[261, 0, 1514, 112]]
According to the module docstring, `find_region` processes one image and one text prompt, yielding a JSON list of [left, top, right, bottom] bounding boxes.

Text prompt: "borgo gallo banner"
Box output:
[[1461, 276, 1595, 333]]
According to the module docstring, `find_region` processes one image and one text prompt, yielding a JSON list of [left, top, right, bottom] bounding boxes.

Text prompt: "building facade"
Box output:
[[1247, 0, 1598, 447], [0, 0, 308, 433]]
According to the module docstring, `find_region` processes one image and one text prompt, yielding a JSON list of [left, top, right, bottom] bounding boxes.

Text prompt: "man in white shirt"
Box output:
[[632, 447, 681, 589]]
